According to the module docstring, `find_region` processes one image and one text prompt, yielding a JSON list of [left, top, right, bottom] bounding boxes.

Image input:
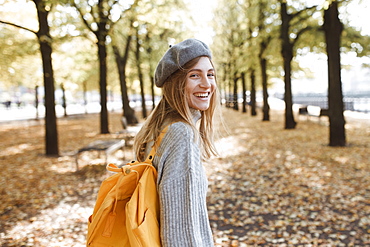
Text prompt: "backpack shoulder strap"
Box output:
[[143, 125, 169, 164]]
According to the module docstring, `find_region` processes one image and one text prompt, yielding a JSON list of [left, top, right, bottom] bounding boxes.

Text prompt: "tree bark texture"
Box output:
[[250, 69, 257, 116], [35, 85, 39, 119], [96, 0, 109, 134], [61, 83, 67, 117], [150, 75, 155, 111], [241, 72, 247, 113], [135, 35, 147, 119], [34, 0, 59, 156], [280, 2, 297, 129], [97, 39, 109, 134], [144, 33, 156, 111], [112, 37, 138, 125], [260, 56, 270, 121], [258, 37, 270, 121], [323, 1, 346, 146], [233, 73, 239, 111]]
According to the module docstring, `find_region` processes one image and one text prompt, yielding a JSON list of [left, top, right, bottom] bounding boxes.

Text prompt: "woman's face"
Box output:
[[185, 57, 216, 111]]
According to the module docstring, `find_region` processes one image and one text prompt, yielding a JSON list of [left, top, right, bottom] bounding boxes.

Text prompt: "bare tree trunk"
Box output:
[[233, 72, 239, 111], [97, 36, 109, 133], [34, 0, 59, 156], [150, 75, 155, 111], [323, 1, 346, 146], [241, 72, 247, 113], [260, 55, 270, 121], [61, 83, 67, 117], [250, 69, 257, 116], [35, 85, 39, 119], [280, 2, 297, 129], [135, 33, 147, 119], [144, 33, 156, 111], [112, 36, 138, 125]]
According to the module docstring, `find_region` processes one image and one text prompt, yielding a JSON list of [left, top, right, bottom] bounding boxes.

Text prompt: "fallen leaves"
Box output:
[[205, 109, 370, 246], [0, 113, 124, 246], [0, 109, 369, 246]]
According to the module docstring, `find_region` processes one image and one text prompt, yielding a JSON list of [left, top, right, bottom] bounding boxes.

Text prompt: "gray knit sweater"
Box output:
[[147, 111, 214, 246]]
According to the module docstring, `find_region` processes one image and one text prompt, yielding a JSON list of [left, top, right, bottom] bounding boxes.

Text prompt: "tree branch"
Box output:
[[72, 1, 95, 35], [0, 20, 37, 35], [292, 26, 313, 46], [289, 5, 318, 29], [291, 5, 318, 20]]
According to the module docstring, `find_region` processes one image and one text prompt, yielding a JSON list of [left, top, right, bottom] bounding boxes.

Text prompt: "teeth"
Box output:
[[194, 93, 209, 98]]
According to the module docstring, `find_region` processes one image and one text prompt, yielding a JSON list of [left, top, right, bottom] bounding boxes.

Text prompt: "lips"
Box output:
[[194, 92, 210, 98]]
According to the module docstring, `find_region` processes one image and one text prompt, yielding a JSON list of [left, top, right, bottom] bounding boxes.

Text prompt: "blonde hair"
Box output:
[[133, 56, 220, 161]]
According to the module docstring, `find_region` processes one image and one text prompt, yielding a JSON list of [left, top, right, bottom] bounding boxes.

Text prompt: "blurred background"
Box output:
[[0, 0, 369, 124], [1, 0, 370, 246]]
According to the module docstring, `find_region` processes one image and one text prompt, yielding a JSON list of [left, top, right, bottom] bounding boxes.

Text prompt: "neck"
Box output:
[[190, 108, 201, 124]]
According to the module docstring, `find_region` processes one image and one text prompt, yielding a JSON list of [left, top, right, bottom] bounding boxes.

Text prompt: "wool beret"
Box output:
[[154, 38, 212, 87]]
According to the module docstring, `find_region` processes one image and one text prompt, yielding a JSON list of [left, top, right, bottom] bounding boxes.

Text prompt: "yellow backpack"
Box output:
[[86, 127, 168, 247]]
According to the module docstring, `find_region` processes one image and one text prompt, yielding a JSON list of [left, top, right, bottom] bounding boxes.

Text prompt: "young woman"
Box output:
[[133, 38, 219, 246]]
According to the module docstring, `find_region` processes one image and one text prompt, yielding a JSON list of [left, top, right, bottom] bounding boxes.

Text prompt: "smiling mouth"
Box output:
[[194, 92, 210, 98]]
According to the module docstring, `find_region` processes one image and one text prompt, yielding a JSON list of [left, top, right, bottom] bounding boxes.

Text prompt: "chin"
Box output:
[[193, 105, 210, 111]]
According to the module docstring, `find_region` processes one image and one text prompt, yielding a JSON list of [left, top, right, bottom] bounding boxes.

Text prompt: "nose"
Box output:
[[199, 76, 211, 88]]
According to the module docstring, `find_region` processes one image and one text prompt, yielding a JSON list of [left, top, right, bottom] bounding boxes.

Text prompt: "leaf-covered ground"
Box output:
[[0, 108, 369, 246]]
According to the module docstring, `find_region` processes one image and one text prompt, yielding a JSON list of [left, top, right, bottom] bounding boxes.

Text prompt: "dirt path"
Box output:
[[0, 109, 369, 246]]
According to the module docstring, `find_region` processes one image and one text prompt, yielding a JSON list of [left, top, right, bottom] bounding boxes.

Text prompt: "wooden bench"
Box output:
[[298, 105, 329, 120], [115, 116, 141, 147], [75, 139, 125, 171], [298, 106, 309, 115]]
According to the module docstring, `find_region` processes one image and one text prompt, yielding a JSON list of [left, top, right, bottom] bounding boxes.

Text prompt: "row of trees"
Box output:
[[1, 0, 190, 155], [1, 0, 369, 156], [211, 0, 369, 147]]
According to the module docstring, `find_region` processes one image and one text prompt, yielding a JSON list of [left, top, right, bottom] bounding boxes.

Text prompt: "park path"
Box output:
[[0, 108, 369, 246], [205, 109, 369, 246]]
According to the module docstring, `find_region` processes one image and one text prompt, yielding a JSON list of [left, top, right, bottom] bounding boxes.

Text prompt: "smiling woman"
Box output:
[[186, 57, 216, 111], [133, 38, 220, 246]]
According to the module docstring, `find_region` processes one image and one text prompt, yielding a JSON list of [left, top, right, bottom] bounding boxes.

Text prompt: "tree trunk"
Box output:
[[34, 0, 59, 156], [35, 85, 39, 119], [280, 2, 297, 129], [97, 39, 109, 133], [260, 55, 270, 121], [241, 72, 247, 113], [112, 36, 138, 125], [144, 34, 156, 111], [233, 72, 239, 111], [250, 69, 257, 116], [323, 1, 346, 146], [135, 34, 147, 119], [150, 75, 155, 111], [61, 83, 67, 117]]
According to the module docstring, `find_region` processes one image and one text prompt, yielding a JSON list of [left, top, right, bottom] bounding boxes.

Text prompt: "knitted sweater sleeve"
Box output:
[[153, 122, 214, 247]]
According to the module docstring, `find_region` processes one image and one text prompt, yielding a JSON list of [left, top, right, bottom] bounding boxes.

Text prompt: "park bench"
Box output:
[[75, 139, 125, 171], [298, 106, 329, 120], [115, 116, 141, 147]]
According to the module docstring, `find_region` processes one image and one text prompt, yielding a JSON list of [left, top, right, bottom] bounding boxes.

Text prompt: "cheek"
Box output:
[[185, 80, 196, 95]]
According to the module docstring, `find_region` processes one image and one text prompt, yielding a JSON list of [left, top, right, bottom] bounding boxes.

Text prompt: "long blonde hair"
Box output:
[[133, 56, 220, 161]]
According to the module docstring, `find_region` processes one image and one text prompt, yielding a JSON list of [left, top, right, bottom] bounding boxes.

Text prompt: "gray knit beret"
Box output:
[[154, 38, 212, 87]]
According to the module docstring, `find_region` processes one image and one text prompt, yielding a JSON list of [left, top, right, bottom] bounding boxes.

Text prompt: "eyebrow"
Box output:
[[188, 68, 215, 73]]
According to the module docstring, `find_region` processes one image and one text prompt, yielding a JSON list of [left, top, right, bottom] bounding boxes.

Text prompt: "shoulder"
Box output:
[[155, 122, 203, 184], [156, 121, 200, 159], [164, 121, 195, 141]]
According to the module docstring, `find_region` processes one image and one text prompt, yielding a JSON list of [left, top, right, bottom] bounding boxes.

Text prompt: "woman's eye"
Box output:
[[190, 74, 199, 78], [207, 73, 215, 77]]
